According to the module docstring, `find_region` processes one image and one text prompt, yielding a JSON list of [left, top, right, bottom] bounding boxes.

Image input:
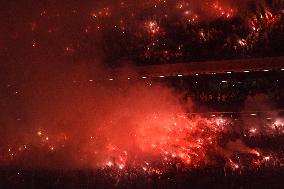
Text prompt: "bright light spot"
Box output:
[[146, 21, 160, 34], [244, 71, 250, 73], [177, 74, 183, 77], [274, 119, 284, 127], [32, 42, 37, 48], [250, 128, 257, 133]]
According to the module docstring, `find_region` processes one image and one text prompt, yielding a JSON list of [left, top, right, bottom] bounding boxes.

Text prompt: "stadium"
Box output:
[[1, 0, 284, 188]]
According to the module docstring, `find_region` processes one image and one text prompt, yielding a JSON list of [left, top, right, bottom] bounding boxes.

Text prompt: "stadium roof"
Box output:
[[109, 57, 284, 79]]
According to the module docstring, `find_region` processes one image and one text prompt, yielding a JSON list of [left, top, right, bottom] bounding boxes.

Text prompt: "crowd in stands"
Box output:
[[164, 72, 284, 111], [104, 6, 284, 66], [1, 130, 284, 189]]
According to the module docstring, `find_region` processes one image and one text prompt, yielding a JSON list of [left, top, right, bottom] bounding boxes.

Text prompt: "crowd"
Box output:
[[3, 0, 284, 67], [165, 72, 284, 111], [104, 7, 284, 66], [0, 104, 281, 187], [1, 116, 284, 188]]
